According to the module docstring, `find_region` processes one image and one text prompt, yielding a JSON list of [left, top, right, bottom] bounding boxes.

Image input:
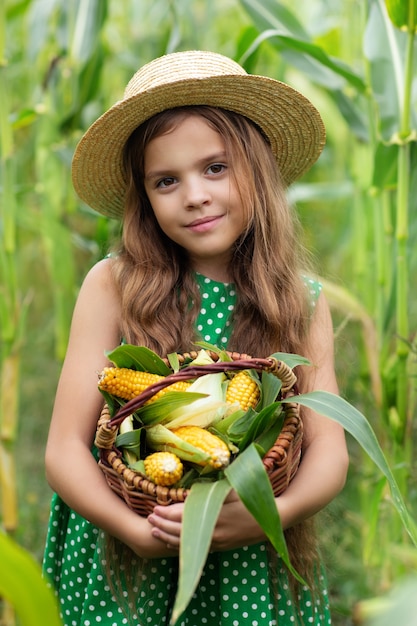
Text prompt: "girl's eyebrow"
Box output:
[[145, 151, 227, 181]]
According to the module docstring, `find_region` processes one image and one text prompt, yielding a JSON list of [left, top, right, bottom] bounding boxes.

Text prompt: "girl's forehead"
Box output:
[[144, 116, 226, 166]]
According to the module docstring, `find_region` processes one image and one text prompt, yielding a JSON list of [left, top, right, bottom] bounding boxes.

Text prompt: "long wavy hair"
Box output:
[[107, 106, 324, 620]]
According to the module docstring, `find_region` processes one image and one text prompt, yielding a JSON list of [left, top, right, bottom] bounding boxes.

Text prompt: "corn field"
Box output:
[[1, 0, 417, 624]]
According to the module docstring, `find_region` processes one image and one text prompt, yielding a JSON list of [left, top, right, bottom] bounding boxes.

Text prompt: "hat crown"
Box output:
[[124, 50, 247, 99]]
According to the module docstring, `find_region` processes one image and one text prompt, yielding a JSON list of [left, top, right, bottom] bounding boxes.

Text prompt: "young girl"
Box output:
[[43, 50, 349, 626]]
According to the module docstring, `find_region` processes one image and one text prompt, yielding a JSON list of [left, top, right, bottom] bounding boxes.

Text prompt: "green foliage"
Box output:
[[385, 0, 417, 31], [0, 531, 62, 626]]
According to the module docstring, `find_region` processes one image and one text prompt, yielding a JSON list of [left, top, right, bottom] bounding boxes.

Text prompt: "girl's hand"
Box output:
[[209, 491, 266, 551], [147, 492, 265, 554], [147, 502, 185, 551]]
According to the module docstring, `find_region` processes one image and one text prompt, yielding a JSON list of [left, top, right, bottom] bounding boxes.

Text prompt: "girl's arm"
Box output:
[[148, 291, 349, 550], [45, 259, 175, 558]]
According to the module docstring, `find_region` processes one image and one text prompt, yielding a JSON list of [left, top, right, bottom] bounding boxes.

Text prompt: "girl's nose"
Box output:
[[183, 177, 211, 209]]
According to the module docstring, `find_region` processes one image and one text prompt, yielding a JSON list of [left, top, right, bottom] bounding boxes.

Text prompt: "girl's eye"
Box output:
[[157, 177, 176, 188], [207, 163, 226, 175]]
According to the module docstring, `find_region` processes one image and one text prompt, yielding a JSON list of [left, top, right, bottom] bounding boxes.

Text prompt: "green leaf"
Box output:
[[128, 459, 146, 474], [364, 1, 417, 141], [284, 391, 417, 545], [227, 407, 257, 443], [115, 429, 142, 448], [240, 0, 314, 40], [99, 390, 123, 417], [0, 531, 62, 626], [254, 411, 286, 455], [329, 90, 369, 142], [259, 372, 282, 408], [239, 0, 367, 92], [194, 341, 233, 361], [243, 28, 366, 92], [105, 344, 171, 375], [269, 352, 311, 368], [70, 0, 108, 64], [167, 352, 180, 372], [171, 479, 232, 624], [212, 408, 246, 435], [372, 142, 399, 189], [385, 0, 417, 31], [236, 403, 283, 451], [224, 444, 305, 583]]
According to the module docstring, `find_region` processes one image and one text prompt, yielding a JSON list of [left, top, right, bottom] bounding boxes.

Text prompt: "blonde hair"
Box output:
[[109, 106, 321, 605]]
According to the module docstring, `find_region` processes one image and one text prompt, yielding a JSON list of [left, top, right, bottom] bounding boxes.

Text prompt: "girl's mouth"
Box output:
[[186, 215, 223, 233]]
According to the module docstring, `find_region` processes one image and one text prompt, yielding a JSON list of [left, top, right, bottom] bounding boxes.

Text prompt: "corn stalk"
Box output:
[[0, 2, 32, 624], [386, 0, 416, 433], [238, 0, 417, 597]]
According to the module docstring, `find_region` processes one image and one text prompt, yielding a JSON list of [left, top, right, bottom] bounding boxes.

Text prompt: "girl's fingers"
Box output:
[[148, 504, 184, 547]]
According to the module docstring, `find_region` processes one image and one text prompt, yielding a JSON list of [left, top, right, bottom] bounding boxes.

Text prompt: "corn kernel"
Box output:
[[144, 451, 184, 486], [98, 367, 190, 402], [226, 371, 260, 411], [171, 425, 230, 469]]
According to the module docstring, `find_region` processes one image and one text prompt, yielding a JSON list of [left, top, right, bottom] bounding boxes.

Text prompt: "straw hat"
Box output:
[[72, 50, 325, 218]]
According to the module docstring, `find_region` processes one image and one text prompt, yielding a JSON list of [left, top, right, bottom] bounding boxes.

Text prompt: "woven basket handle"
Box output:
[[107, 356, 296, 428]]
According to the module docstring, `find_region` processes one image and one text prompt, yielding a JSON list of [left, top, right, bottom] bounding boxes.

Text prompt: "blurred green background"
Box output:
[[1, 0, 417, 624]]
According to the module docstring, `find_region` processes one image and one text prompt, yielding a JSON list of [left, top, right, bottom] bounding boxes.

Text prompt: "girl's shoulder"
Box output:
[[83, 256, 115, 286], [77, 258, 119, 314]]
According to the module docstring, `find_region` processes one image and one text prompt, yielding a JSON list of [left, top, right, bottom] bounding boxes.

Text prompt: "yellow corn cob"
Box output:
[[225, 371, 260, 411], [171, 425, 230, 469], [144, 451, 184, 486], [98, 367, 191, 402]]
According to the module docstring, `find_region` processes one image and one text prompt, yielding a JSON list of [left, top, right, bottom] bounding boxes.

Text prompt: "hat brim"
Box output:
[[72, 74, 325, 218]]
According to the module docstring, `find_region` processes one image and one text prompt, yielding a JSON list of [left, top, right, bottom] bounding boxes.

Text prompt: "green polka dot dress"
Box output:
[[43, 273, 331, 626]]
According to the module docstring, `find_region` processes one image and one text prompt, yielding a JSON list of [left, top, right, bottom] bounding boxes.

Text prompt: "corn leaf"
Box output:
[[259, 353, 309, 409], [194, 341, 233, 361], [98, 390, 124, 417], [167, 352, 180, 372], [171, 479, 232, 624], [385, 0, 417, 31], [269, 352, 311, 368], [284, 391, 417, 546], [115, 429, 142, 448], [224, 444, 305, 583], [226, 407, 257, 443], [0, 531, 62, 626], [128, 459, 146, 474], [259, 372, 282, 408], [106, 344, 171, 375], [239, 0, 367, 92], [254, 412, 286, 456], [233, 403, 283, 451], [212, 408, 245, 435]]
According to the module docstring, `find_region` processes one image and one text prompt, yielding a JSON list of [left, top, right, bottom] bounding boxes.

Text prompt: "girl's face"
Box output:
[[143, 115, 246, 282]]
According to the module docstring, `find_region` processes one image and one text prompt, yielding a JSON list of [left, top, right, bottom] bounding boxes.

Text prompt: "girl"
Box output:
[[43, 50, 349, 625]]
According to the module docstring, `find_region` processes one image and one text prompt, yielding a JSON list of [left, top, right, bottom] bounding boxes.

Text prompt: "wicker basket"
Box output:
[[95, 351, 303, 517]]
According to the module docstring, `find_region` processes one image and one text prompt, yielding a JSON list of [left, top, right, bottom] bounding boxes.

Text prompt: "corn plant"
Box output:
[[238, 0, 417, 598], [0, 530, 62, 626]]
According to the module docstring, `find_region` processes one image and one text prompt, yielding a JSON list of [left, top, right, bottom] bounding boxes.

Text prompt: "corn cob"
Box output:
[[144, 451, 184, 486], [226, 371, 260, 411], [98, 367, 191, 402], [146, 424, 211, 465], [171, 425, 230, 469]]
